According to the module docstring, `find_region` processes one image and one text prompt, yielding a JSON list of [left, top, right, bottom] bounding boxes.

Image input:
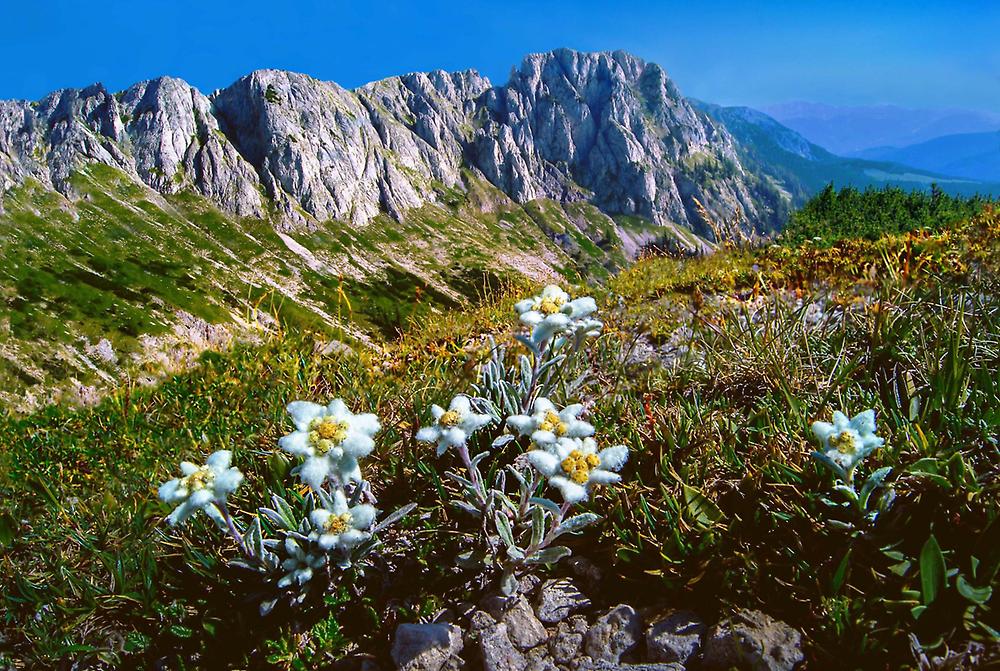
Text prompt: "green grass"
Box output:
[[0, 167, 655, 410], [1, 206, 998, 668]]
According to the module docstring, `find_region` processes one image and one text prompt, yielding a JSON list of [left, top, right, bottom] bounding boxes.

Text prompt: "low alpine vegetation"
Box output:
[[0, 193, 997, 669]]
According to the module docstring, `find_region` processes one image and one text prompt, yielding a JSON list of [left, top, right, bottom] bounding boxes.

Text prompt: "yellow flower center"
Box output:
[[539, 410, 568, 437], [537, 294, 566, 315], [438, 410, 461, 427], [538, 299, 560, 315], [830, 431, 858, 455], [560, 448, 599, 484], [324, 512, 352, 535], [309, 417, 349, 454], [182, 466, 214, 491]]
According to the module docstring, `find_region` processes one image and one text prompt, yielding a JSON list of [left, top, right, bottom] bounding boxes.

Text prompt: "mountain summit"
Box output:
[[0, 49, 785, 241]]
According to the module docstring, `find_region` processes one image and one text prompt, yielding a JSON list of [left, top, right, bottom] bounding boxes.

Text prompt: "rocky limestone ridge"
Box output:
[[0, 49, 785, 241]]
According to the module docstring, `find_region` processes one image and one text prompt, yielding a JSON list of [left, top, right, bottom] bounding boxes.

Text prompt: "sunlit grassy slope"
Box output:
[[0, 165, 666, 411], [0, 204, 998, 668]]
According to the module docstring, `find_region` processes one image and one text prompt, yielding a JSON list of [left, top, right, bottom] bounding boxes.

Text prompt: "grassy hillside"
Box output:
[[1, 201, 997, 668], [0, 166, 670, 412]]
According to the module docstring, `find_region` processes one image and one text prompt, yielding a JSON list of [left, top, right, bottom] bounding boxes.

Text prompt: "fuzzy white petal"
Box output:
[[350, 504, 377, 530], [279, 430, 313, 456], [287, 401, 326, 431], [550, 476, 588, 503], [416, 426, 441, 443], [299, 456, 331, 490], [527, 450, 560, 476], [341, 432, 375, 458], [352, 413, 381, 436], [205, 450, 232, 470], [599, 445, 629, 472]]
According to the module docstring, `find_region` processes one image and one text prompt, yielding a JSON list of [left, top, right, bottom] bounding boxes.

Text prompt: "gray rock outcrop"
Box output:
[[391, 623, 464, 671], [0, 49, 786, 243], [702, 609, 804, 671]]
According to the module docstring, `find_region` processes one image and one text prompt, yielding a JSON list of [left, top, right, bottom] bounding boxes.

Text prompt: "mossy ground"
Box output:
[[1, 204, 997, 668]]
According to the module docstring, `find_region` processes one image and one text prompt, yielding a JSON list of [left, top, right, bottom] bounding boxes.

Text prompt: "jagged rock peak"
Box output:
[[0, 49, 787, 238]]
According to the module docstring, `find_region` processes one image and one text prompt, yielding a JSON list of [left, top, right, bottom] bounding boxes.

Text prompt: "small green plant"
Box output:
[[810, 409, 893, 526]]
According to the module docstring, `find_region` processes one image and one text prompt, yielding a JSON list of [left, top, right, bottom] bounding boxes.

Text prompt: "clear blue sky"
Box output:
[[3, 0, 998, 112]]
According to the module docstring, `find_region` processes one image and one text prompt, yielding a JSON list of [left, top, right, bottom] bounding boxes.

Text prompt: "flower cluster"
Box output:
[[158, 397, 412, 614], [416, 284, 627, 590], [515, 284, 602, 346]]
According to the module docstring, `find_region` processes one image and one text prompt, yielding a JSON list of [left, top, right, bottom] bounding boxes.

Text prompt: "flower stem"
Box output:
[[457, 444, 488, 507], [217, 500, 249, 556], [522, 339, 553, 414]]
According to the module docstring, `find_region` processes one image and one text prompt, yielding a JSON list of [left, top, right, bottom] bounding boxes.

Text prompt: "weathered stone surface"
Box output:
[[549, 615, 589, 663], [535, 579, 591, 624], [646, 610, 705, 664], [524, 644, 560, 671], [586, 664, 685, 671], [503, 597, 549, 650], [0, 49, 785, 243], [391, 623, 463, 671], [479, 623, 528, 671], [702, 609, 804, 671], [584, 604, 643, 663]]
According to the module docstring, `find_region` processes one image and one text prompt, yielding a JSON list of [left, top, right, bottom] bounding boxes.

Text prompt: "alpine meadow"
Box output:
[[0, 32, 998, 671]]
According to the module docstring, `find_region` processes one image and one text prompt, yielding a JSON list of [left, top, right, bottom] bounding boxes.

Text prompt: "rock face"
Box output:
[[702, 609, 804, 671], [0, 49, 786, 241], [535, 578, 592, 624], [645, 611, 706, 665], [584, 604, 643, 663], [391, 623, 464, 671]]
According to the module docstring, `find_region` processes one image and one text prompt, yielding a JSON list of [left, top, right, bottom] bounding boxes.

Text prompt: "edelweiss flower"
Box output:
[[278, 537, 326, 588], [279, 399, 380, 489], [158, 450, 243, 527], [416, 395, 493, 456], [507, 397, 594, 448], [811, 409, 884, 474], [564, 316, 603, 341], [515, 285, 598, 344], [308, 490, 377, 552], [526, 436, 628, 503]]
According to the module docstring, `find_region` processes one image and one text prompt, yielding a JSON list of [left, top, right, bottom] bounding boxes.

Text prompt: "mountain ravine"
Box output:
[[0, 49, 786, 241]]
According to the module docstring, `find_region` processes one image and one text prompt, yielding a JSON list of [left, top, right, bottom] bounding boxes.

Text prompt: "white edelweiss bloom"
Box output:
[[158, 450, 243, 527], [416, 394, 493, 456], [277, 537, 327, 588], [515, 285, 576, 345], [278, 399, 381, 489], [811, 409, 884, 473], [506, 397, 595, 448], [562, 316, 603, 344], [526, 436, 628, 503], [308, 490, 377, 552], [565, 296, 598, 320], [515, 285, 571, 327], [515, 286, 602, 347]]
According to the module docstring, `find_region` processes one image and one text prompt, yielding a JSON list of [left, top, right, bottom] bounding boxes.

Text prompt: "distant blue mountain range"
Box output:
[[761, 102, 1000, 156], [693, 102, 999, 204], [850, 131, 1000, 183]]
